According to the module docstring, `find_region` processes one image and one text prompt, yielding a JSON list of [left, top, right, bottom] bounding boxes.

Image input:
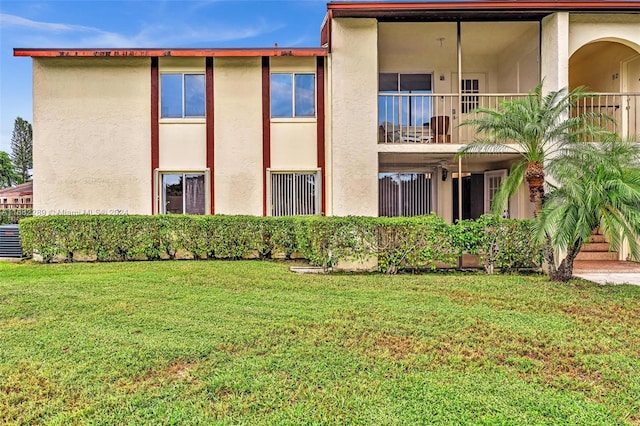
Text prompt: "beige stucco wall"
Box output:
[[270, 56, 315, 73], [33, 57, 151, 215], [270, 122, 317, 169], [569, 14, 640, 57], [324, 55, 333, 215], [214, 57, 263, 215], [331, 18, 379, 216], [159, 57, 204, 71], [159, 124, 206, 170], [541, 12, 570, 92]]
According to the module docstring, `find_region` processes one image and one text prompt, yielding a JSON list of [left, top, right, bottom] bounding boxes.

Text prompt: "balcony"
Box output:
[[0, 203, 33, 209], [378, 93, 640, 145], [571, 93, 640, 141]]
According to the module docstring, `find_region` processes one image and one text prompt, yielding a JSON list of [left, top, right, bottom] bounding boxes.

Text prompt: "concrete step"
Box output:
[[575, 251, 619, 261], [588, 234, 607, 243], [581, 242, 611, 252], [574, 260, 640, 273]]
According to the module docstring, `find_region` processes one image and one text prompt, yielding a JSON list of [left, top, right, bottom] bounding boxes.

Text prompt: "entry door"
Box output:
[[451, 73, 486, 143], [452, 173, 484, 220], [484, 169, 508, 215], [622, 57, 640, 139]]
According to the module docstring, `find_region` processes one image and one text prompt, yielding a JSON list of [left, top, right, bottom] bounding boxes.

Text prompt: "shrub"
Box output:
[[0, 208, 32, 225], [377, 215, 458, 273], [456, 215, 543, 274], [19, 214, 542, 273]]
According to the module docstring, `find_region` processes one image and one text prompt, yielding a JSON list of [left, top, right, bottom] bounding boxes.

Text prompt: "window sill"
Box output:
[[159, 118, 206, 124], [270, 117, 317, 124]]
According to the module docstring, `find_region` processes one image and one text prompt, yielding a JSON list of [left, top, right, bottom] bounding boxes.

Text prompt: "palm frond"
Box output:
[[490, 161, 526, 215]]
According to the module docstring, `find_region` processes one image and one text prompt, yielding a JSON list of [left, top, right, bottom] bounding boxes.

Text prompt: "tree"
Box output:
[[10, 117, 33, 183], [459, 83, 611, 216], [536, 139, 640, 282], [458, 83, 617, 282], [0, 151, 18, 188]]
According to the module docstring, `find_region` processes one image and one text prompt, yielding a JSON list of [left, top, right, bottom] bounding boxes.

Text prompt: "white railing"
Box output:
[[571, 93, 640, 141], [378, 93, 526, 144], [378, 93, 640, 144], [0, 203, 32, 209]]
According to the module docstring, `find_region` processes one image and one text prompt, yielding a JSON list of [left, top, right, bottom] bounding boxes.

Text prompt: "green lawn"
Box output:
[[1, 261, 639, 425]]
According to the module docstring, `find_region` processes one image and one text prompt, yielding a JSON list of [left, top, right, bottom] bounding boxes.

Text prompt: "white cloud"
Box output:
[[0, 13, 97, 33], [281, 34, 315, 47], [1, 13, 284, 48]]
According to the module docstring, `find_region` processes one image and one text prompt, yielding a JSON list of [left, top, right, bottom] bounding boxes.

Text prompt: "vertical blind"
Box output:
[[379, 172, 432, 217], [271, 172, 318, 216]]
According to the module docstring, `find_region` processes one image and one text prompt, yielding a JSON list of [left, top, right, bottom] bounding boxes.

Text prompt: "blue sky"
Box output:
[[0, 0, 329, 153]]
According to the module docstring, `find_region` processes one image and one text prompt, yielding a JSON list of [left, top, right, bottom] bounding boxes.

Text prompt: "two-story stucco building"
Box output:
[[14, 2, 640, 234]]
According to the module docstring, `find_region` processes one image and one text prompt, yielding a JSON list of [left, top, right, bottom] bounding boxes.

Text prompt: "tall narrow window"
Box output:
[[484, 169, 508, 215], [379, 172, 432, 217], [161, 73, 205, 118], [270, 73, 316, 118], [270, 171, 319, 216], [162, 173, 205, 214], [461, 79, 479, 114]]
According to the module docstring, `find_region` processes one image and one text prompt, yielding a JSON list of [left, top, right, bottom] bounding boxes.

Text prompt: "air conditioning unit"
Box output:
[[0, 224, 23, 258]]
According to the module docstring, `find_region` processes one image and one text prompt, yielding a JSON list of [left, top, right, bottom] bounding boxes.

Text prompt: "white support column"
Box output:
[[541, 12, 569, 93], [330, 18, 379, 216], [541, 13, 570, 268]]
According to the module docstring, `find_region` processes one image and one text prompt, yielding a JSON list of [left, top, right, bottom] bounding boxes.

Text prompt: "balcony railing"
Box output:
[[0, 203, 33, 209], [378, 92, 640, 144], [571, 93, 640, 141]]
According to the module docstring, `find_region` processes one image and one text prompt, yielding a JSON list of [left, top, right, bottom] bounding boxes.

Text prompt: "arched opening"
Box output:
[[570, 40, 639, 92], [569, 40, 640, 138]]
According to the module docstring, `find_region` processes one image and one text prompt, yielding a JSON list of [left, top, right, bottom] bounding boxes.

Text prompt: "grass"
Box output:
[[1, 260, 639, 425]]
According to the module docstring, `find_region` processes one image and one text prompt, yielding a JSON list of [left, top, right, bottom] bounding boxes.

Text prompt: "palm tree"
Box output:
[[536, 139, 640, 282], [459, 83, 612, 216]]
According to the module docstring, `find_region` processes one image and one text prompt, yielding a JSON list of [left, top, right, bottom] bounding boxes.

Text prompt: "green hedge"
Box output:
[[19, 214, 541, 273], [0, 208, 32, 225], [455, 215, 543, 274]]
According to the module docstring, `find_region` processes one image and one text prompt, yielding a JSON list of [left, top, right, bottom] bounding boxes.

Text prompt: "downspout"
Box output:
[[457, 21, 464, 269], [457, 21, 463, 223]]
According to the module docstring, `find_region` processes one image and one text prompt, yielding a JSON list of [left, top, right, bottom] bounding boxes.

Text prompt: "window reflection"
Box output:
[[162, 173, 205, 215]]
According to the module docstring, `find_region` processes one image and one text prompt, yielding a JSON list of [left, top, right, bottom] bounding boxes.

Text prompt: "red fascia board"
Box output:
[[13, 47, 328, 58], [328, 1, 640, 14], [320, 13, 330, 47]]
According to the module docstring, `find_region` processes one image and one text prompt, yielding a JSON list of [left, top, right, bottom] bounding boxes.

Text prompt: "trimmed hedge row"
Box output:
[[19, 214, 542, 273], [0, 208, 32, 225]]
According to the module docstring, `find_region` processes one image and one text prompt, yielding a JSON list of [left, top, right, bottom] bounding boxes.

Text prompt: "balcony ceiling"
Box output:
[[461, 22, 537, 56], [378, 21, 538, 59], [379, 152, 521, 169]]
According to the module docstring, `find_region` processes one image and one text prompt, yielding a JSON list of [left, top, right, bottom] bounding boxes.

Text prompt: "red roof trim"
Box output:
[[0, 181, 33, 197], [14, 47, 328, 58], [328, 1, 640, 13]]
